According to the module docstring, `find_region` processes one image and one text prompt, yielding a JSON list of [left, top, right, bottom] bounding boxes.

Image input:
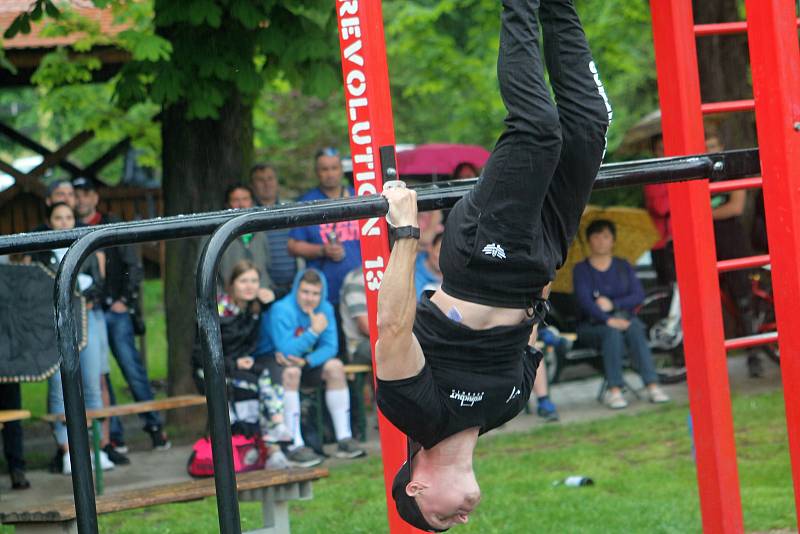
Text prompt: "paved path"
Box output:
[[0, 353, 783, 511]]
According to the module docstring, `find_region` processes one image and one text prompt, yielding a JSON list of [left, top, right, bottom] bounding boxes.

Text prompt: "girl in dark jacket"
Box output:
[[193, 259, 290, 449]]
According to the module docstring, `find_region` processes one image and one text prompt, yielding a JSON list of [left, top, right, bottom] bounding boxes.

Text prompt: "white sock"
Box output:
[[326, 388, 352, 442], [283, 390, 304, 448]]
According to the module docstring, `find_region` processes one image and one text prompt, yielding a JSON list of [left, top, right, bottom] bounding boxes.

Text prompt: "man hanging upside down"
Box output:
[[375, 0, 612, 530]]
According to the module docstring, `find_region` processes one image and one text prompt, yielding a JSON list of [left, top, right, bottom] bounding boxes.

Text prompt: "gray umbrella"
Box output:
[[0, 263, 86, 383]]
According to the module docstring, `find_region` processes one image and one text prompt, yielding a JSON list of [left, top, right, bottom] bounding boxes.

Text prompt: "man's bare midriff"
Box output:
[[430, 289, 529, 330]]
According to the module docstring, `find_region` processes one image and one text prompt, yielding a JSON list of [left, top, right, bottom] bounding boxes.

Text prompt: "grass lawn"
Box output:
[[94, 389, 795, 534], [19, 279, 169, 419]]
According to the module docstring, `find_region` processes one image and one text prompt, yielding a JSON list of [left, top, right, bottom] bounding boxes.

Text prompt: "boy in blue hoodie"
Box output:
[[255, 268, 365, 466]]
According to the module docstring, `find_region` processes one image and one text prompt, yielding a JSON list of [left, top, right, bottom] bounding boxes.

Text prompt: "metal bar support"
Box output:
[[746, 0, 800, 523], [651, 1, 745, 532], [717, 254, 771, 272]]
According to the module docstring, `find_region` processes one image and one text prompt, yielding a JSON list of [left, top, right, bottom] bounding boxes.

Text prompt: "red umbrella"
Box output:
[[396, 143, 491, 177]]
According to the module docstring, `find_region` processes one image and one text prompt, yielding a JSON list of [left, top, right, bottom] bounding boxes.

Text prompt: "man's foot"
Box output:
[[286, 446, 324, 468], [103, 444, 131, 466], [109, 440, 129, 455], [606, 390, 628, 410], [62, 450, 115, 475], [335, 438, 367, 459], [265, 449, 290, 470], [536, 398, 560, 422], [146, 426, 172, 451], [747, 353, 764, 378], [264, 422, 293, 444], [10, 469, 30, 490], [48, 449, 64, 474], [648, 385, 670, 404]]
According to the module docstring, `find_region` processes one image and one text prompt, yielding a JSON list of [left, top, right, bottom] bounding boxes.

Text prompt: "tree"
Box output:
[[5, 0, 341, 403]]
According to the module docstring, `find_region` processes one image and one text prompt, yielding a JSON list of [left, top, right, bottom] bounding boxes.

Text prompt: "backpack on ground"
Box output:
[[187, 434, 269, 478]]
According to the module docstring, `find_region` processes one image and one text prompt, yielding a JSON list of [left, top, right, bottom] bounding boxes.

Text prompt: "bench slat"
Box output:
[[342, 364, 371, 374], [0, 410, 31, 424], [42, 395, 206, 422], [1, 467, 329, 524]]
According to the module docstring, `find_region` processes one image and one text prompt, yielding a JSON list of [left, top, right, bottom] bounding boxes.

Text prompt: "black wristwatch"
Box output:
[[392, 225, 420, 240]]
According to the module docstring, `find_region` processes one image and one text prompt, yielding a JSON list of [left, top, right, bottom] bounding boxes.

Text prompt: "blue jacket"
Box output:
[[255, 268, 338, 368], [573, 257, 645, 324]]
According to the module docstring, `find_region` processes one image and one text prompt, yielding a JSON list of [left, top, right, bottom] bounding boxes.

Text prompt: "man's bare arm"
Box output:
[[375, 187, 425, 381]]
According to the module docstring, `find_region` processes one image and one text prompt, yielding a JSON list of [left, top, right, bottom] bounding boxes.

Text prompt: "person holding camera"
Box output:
[[573, 219, 670, 409]]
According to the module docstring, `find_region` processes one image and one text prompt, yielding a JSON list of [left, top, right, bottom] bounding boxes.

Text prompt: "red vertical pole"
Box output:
[[746, 0, 800, 523], [650, 1, 744, 532], [335, 2, 420, 532]]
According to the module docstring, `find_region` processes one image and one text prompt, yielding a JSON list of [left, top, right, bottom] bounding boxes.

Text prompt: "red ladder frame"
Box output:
[[651, 0, 800, 531]]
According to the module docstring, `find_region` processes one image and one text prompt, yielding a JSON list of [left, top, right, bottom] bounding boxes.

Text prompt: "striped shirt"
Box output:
[[339, 268, 368, 358]]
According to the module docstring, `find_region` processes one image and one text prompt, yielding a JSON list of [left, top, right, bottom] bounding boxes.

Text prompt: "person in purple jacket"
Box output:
[[572, 219, 670, 409]]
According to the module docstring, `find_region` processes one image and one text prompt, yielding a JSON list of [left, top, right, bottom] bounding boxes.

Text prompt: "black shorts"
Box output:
[[260, 356, 327, 389], [439, 0, 610, 309]]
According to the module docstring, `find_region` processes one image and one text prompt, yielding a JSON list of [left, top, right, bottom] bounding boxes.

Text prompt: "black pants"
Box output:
[[440, 0, 610, 309], [0, 384, 25, 472]]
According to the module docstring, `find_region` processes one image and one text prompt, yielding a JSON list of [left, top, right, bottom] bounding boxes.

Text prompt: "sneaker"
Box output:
[[264, 422, 293, 444], [103, 444, 131, 465], [146, 426, 172, 451], [747, 353, 764, 378], [335, 438, 367, 459], [62, 450, 115, 475], [10, 469, 30, 490], [606, 390, 628, 410], [286, 446, 323, 468], [536, 399, 560, 422], [110, 440, 129, 455], [49, 449, 64, 474], [265, 449, 290, 470], [648, 385, 670, 404]]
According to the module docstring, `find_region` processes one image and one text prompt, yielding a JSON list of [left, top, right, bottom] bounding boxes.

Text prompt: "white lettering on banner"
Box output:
[[338, 0, 386, 292]]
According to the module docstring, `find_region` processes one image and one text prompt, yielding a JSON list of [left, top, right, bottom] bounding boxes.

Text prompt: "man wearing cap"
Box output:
[[73, 177, 171, 453], [375, 0, 611, 530]]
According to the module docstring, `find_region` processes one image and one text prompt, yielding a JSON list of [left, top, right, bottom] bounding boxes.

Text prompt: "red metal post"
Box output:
[[335, 2, 419, 532], [650, 1, 744, 532], [746, 0, 800, 523]]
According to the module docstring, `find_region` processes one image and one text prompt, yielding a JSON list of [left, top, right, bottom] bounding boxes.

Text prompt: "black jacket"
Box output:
[[28, 249, 104, 307], [96, 213, 143, 307]]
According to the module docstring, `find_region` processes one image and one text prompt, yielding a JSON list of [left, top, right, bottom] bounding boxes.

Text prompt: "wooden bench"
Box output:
[[0, 467, 328, 534], [0, 409, 31, 429], [42, 395, 207, 495]]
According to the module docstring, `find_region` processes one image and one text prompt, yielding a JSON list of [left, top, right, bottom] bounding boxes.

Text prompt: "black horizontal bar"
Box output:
[[0, 148, 759, 256]]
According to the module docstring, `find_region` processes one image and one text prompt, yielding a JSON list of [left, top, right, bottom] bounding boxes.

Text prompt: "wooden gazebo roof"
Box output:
[[1, 0, 130, 87]]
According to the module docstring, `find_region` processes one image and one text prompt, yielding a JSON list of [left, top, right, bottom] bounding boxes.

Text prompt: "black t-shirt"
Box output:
[[376, 292, 540, 450]]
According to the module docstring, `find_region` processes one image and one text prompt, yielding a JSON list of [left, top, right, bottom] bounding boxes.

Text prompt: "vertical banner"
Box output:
[[335, 1, 420, 532]]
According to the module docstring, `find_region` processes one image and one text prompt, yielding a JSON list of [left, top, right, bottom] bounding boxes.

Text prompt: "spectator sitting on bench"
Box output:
[[339, 267, 372, 366], [414, 231, 443, 301], [191, 260, 291, 467], [255, 268, 366, 467], [572, 219, 670, 409], [26, 203, 129, 473]]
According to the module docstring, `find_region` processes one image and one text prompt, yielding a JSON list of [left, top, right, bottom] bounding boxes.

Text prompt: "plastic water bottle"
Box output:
[[553, 476, 594, 487]]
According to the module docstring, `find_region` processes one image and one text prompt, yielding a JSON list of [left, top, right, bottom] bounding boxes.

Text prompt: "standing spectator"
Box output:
[[250, 163, 298, 297], [414, 231, 443, 300], [45, 180, 76, 209], [27, 203, 128, 473], [287, 148, 362, 350], [72, 177, 171, 452], [573, 220, 670, 409], [643, 134, 676, 287], [218, 183, 274, 290], [256, 268, 366, 466], [339, 267, 372, 366], [706, 135, 762, 377], [0, 383, 29, 489], [417, 209, 445, 254], [451, 162, 480, 180]]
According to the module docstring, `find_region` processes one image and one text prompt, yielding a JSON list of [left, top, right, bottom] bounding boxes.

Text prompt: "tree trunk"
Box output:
[[693, 0, 756, 149], [161, 95, 253, 422]]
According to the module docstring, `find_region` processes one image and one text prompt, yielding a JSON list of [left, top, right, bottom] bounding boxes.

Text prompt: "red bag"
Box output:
[[187, 435, 269, 478]]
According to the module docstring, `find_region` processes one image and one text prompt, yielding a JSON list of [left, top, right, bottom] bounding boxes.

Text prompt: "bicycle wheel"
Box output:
[[638, 286, 687, 384]]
